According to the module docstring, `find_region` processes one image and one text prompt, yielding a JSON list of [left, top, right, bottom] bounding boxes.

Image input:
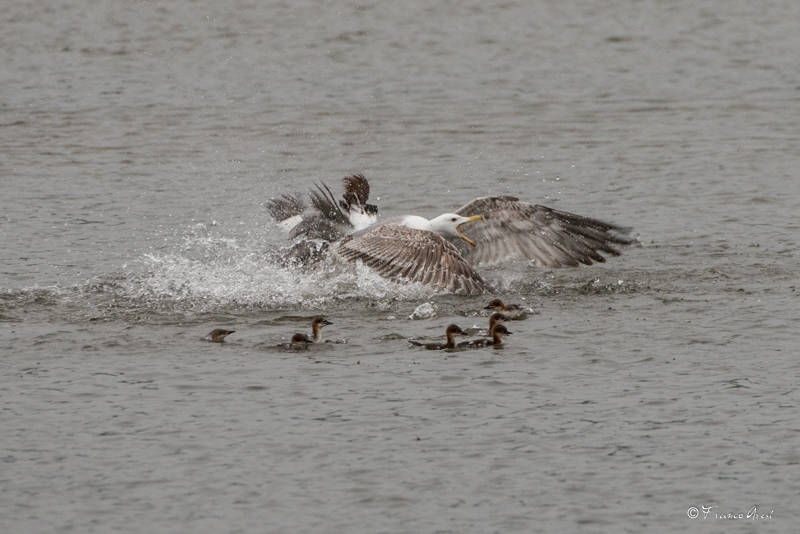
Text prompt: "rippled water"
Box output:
[[2, 1, 798, 532]]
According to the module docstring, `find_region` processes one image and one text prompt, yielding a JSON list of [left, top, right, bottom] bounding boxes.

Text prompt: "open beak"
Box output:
[[456, 215, 483, 248]]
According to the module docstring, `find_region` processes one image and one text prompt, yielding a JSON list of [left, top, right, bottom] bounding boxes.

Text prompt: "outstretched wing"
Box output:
[[309, 182, 349, 225], [455, 196, 634, 267], [265, 193, 305, 222], [285, 183, 351, 241], [336, 224, 487, 295]]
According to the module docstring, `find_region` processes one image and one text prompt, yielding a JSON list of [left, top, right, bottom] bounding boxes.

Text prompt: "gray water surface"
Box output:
[[1, 1, 798, 532]]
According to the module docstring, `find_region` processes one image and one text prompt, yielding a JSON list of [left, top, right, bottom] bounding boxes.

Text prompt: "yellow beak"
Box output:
[[456, 215, 483, 248]]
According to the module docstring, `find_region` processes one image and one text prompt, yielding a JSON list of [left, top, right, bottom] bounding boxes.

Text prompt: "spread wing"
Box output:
[[286, 183, 351, 241], [455, 196, 634, 267], [309, 182, 349, 225], [336, 224, 487, 295], [266, 193, 305, 222], [269, 174, 376, 239]]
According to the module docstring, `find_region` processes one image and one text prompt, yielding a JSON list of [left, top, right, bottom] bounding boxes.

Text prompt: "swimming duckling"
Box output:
[[281, 317, 333, 350], [299, 316, 332, 343], [459, 324, 513, 348], [290, 333, 312, 346], [409, 324, 466, 350], [464, 312, 507, 336], [204, 328, 235, 343], [488, 313, 507, 335], [484, 298, 526, 319]]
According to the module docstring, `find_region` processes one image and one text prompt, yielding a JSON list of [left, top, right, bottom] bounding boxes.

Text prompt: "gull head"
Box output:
[[427, 213, 483, 247]]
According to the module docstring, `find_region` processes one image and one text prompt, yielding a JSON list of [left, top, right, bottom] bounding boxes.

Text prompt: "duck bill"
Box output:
[[456, 215, 483, 248]]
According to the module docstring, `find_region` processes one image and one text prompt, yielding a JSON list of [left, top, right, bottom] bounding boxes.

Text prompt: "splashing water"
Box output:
[[2, 220, 647, 323], [125, 230, 439, 310], [408, 302, 437, 320]]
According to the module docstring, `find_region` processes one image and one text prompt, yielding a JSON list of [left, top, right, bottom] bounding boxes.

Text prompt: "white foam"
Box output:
[[409, 302, 437, 320], [277, 214, 303, 232], [124, 230, 437, 309]]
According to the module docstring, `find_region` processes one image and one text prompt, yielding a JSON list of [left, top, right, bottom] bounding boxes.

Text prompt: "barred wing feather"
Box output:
[[336, 225, 487, 295], [455, 196, 633, 267]]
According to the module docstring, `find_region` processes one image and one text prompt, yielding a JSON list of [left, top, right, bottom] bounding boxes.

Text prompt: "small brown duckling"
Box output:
[[290, 333, 312, 346], [467, 312, 507, 336], [409, 324, 466, 350], [459, 324, 513, 348], [293, 316, 332, 345], [484, 298, 526, 319], [204, 328, 235, 343], [277, 317, 332, 350], [488, 313, 507, 335]]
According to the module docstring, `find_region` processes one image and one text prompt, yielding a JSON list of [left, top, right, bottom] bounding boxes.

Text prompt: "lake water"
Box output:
[[1, 1, 798, 532]]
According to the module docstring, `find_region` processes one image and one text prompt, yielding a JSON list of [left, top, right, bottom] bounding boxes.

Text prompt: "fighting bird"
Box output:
[[269, 175, 633, 295], [267, 174, 378, 242], [336, 195, 633, 295]]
